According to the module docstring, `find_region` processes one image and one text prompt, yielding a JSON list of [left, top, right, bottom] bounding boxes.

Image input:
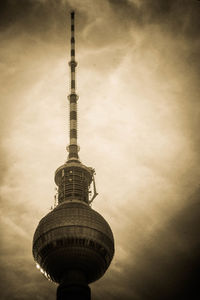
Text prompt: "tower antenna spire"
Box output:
[[67, 11, 79, 161]]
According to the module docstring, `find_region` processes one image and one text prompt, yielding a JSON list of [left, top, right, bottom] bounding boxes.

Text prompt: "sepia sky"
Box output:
[[0, 0, 200, 299]]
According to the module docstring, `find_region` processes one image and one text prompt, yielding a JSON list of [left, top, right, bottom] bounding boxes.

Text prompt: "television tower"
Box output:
[[32, 11, 114, 300]]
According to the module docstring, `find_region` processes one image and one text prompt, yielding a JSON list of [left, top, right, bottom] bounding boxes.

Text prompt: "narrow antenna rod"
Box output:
[[67, 11, 79, 161]]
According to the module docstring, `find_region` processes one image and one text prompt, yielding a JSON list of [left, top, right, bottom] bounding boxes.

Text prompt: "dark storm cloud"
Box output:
[[0, 0, 70, 44], [107, 0, 200, 81], [95, 189, 200, 300], [1, 0, 199, 50], [108, 0, 200, 37], [134, 188, 200, 299]]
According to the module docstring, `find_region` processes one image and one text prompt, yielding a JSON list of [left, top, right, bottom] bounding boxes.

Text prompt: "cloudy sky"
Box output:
[[0, 0, 200, 299]]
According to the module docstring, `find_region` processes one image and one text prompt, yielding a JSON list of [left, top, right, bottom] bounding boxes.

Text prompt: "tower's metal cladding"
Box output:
[[32, 11, 114, 299]]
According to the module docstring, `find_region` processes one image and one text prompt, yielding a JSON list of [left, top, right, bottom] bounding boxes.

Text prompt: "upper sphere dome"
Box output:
[[33, 201, 114, 284]]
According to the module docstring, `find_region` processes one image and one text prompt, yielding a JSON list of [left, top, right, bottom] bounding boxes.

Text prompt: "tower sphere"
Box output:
[[33, 201, 114, 284]]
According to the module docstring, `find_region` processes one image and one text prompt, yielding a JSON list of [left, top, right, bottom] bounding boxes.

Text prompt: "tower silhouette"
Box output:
[[32, 11, 115, 300]]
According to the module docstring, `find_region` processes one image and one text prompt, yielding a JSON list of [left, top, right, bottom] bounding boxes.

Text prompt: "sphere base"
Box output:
[[57, 270, 91, 300]]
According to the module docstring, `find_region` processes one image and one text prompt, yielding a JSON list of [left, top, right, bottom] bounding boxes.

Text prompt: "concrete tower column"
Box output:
[[57, 270, 91, 300]]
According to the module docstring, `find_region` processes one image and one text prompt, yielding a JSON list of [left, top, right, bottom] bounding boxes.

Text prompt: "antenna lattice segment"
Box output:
[[67, 11, 79, 160]]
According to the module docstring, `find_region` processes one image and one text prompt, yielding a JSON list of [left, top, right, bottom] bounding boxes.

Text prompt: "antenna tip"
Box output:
[[71, 11, 75, 18]]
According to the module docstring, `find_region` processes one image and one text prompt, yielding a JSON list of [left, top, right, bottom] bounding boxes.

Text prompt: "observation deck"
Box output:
[[55, 161, 94, 205]]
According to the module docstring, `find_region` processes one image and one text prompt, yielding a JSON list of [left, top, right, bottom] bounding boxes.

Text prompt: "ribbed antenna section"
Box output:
[[67, 11, 79, 161]]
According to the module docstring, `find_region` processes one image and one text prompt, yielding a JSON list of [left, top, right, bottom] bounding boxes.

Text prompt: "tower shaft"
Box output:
[[67, 11, 79, 160]]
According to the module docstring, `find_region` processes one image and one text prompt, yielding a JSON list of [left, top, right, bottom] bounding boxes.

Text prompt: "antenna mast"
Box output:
[[67, 11, 79, 161]]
